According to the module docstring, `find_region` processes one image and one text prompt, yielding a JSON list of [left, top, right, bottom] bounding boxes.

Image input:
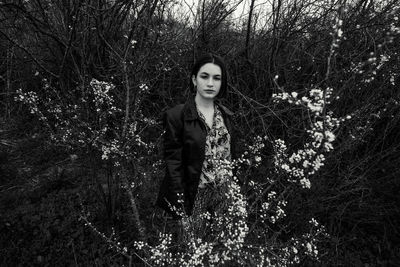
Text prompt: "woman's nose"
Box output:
[[207, 78, 214, 87]]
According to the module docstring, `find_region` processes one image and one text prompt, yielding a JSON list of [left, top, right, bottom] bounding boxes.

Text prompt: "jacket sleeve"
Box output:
[[161, 109, 185, 215]]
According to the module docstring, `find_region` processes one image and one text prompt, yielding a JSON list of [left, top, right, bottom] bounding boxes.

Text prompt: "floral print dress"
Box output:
[[187, 103, 233, 240], [197, 104, 232, 188]]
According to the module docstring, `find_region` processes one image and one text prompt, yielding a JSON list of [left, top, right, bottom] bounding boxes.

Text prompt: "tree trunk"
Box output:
[[245, 0, 256, 60]]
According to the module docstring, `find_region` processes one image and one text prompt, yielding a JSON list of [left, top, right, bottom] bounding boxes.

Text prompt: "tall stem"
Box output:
[[122, 168, 146, 239], [122, 61, 130, 138]]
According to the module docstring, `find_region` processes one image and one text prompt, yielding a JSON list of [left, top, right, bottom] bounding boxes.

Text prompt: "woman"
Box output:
[[156, 53, 235, 239]]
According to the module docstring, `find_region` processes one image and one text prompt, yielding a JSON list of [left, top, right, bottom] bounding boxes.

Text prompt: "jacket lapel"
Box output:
[[183, 96, 234, 121], [183, 96, 199, 121]]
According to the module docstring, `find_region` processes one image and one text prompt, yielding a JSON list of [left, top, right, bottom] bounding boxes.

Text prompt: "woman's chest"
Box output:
[[202, 111, 214, 129], [182, 117, 230, 156]]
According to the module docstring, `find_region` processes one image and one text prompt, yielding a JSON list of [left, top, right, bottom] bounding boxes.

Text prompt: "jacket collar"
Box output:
[[183, 95, 234, 121]]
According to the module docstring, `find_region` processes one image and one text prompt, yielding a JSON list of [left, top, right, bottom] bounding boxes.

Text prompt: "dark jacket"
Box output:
[[156, 96, 235, 218]]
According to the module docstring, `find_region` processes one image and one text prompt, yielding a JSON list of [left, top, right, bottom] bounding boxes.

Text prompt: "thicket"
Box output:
[[1, 0, 399, 266]]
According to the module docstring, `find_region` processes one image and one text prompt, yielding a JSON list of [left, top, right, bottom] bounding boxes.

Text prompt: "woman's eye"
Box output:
[[201, 75, 208, 79], [214, 77, 221, 81]]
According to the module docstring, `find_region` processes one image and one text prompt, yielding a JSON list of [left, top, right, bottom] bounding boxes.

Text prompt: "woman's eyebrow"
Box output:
[[200, 72, 221, 76]]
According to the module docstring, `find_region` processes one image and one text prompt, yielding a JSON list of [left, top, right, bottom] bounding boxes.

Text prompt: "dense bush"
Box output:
[[1, 0, 399, 266]]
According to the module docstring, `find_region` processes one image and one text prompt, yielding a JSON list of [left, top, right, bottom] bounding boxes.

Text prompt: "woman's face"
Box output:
[[192, 63, 222, 100]]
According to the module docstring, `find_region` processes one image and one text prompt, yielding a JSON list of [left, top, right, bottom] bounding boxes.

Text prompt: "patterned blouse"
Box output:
[[196, 103, 232, 188]]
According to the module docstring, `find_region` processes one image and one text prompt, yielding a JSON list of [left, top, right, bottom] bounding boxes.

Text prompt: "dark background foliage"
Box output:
[[1, 0, 399, 265]]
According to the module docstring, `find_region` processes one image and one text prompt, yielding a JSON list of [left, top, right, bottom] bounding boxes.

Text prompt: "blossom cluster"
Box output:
[[138, 83, 150, 94], [384, 11, 400, 45], [298, 218, 328, 260], [180, 239, 214, 266], [149, 233, 174, 265], [257, 217, 328, 266], [213, 158, 234, 184], [347, 11, 399, 86], [14, 89, 47, 122], [258, 190, 287, 224], [348, 52, 396, 85], [90, 78, 121, 113], [100, 139, 124, 161], [233, 135, 267, 168], [331, 15, 344, 50], [216, 177, 249, 257], [272, 87, 348, 188]]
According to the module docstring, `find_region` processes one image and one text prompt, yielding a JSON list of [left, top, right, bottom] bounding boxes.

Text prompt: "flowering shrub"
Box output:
[[8, 0, 400, 266], [15, 78, 157, 236], [15, 78, 156, 161], [15, 22, 344, 267], [77, 128, 330, 266], [271, 87, 349, 188]]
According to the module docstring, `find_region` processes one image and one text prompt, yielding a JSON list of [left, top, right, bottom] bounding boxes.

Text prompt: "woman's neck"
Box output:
[[195, 93, 214, 110]]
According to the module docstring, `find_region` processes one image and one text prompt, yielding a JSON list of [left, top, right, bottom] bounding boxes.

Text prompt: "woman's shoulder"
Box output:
[[216, 101, 234, 116], [163, 103, 185, 127], [165, 97, 194, 119], [165, 103, 185, 117]]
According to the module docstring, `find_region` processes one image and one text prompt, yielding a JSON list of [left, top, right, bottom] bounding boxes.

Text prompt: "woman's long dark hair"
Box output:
[[189, 53, 228, 98]]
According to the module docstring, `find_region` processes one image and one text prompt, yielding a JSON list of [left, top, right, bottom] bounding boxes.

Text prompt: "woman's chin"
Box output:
[[199, 93, 217, 100]]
